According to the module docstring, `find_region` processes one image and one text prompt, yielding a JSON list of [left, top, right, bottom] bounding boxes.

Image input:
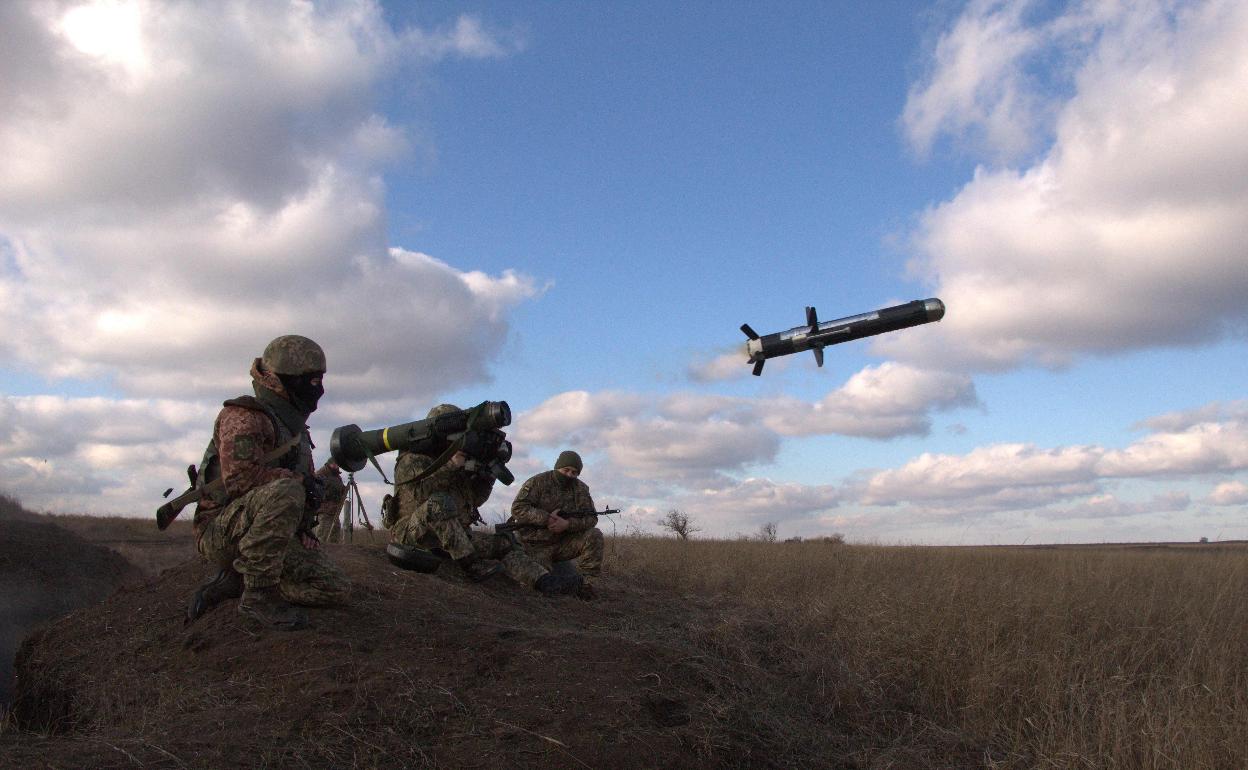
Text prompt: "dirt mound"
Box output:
[[0, 503, 141, 711], [3, 545, 799, 769]]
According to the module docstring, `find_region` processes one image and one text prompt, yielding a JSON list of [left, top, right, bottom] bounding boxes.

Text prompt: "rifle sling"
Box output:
[[157, 434, 302, 529], [392, 436, 463, 489]]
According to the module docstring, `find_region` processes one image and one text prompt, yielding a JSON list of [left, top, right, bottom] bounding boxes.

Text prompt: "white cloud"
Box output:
[[403, 14, 524, 60], [1042, 491, 1190, 520], [903, 0, 1049, 162], [0, 394, 214, 514], [858, 408, 1248, 510], [502, 365, 978, 529], [513, 391, 648, 447], [1205, 480, 1248, 506], [761, 362, 979, 438], [1136, 401, 1248, 433], [860, 442, 1102, 505], [679, 478, 841, 525], [0, 2, 538, 404], [516, 364, 975, 482], [601, 417, 780, 486], [0, 1, 539, 513], [888, 0, 1248, 370]]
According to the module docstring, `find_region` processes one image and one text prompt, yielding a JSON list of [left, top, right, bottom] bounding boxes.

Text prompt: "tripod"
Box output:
[[342, 472, 377, 544]]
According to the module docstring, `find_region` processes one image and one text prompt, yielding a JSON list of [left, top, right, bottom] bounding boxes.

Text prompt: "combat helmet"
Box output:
[[426, 403, 461, 420], [262, 335, 326, 375]]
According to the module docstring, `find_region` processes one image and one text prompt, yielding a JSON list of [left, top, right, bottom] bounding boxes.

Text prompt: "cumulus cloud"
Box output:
[[903, 0, 1050, 163], [760, 362, 979, 438], [503, 365, 977, 527], [516, 364, 975, 484], [0, 394, 215, 514], [859, 408, 1248, 511], [513, 391, 648, 448], [1135, 401, 1248, 433], [0, 1, 538, 513], [1042, 491, 1190, 521], [886, 0, 1248, 370], [0, 1, 537, 402], [1204, 480, 1248, 506], [678, 478, 842, 525]]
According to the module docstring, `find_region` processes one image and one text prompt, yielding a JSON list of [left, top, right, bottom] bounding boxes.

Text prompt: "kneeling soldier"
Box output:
[[388, 404, 580, 595], [188, 335, 351, 630], [508, 450, 604, 599]]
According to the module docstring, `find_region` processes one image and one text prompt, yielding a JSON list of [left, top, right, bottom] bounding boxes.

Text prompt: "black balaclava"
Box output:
[[279, 372, 325, 416]]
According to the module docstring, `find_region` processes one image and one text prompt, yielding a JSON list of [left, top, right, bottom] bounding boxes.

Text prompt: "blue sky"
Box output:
[[1, 0, 1245, 543]]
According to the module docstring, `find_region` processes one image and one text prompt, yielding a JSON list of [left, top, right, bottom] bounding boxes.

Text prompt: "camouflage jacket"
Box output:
[[392, 450, 495, 530], [508, 470, 596, 545], [192, 362, 314, 536]]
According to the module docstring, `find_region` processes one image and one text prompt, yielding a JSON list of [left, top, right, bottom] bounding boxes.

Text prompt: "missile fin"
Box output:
[[752, 360, 765, 376], [806, 306, 818, 328], [813, 347, 824, 368], [740, 323, 760, 340]]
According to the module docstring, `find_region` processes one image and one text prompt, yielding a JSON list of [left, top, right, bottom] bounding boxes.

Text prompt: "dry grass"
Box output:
[[47, 513, 196, 576], [6, 502, 1245, 768], [609, 536, 1248, 769]]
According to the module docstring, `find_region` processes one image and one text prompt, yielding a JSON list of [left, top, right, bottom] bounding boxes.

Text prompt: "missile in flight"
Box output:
[[741, 298, 945, 375]]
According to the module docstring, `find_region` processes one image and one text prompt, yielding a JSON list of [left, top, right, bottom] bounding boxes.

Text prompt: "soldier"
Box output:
[[186, 335, 351, 630], [389, 404, 580, 595], [508, 450, 603, 599], [312, 460, 348, 544]]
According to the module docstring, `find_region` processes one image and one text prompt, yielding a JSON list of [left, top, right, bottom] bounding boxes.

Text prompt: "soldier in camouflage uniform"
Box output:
[[389, 404, 580, 595], [313, 460, 348, 544], [187, 335, 351, 630], [509, 450, 604, 599]]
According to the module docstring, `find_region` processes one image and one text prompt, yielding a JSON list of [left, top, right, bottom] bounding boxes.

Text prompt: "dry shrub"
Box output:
[[611, 536, 1248, 769]]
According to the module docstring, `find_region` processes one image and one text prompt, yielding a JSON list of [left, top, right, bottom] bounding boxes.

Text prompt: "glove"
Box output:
[[303, 474, 326, 511]]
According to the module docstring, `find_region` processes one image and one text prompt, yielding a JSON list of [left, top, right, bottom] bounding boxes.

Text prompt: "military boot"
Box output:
[[186, 568, 244, 624], [456, 554, 504, 582], [237, 586, 308, 631], [534, 572, 582, 596]]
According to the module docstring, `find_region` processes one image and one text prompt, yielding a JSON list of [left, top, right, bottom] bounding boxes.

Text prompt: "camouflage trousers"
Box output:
[[523, 527, 604, 577], [391, 510, 548, 587], [196, 477, 351, 605]]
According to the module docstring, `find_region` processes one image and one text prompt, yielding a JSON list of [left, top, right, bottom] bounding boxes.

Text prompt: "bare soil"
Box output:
[[0, 503, 141, 713]]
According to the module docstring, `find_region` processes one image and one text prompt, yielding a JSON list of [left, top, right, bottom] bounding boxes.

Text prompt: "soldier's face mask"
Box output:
[[556, 467, 578, 488], [280, 371, 325, 415]]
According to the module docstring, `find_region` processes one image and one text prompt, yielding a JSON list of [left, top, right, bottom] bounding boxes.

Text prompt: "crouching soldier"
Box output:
[[187, 335, 351, 630], [508, 450, 604, 599], [388, 404, 581, 595]]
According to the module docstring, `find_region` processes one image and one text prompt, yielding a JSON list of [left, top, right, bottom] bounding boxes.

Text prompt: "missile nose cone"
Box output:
[[924, 298, 945, 321]]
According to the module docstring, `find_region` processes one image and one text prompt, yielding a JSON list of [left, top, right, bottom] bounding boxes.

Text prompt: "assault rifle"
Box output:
[[157, 435, 301, 530], [491, 506, 619, 536]]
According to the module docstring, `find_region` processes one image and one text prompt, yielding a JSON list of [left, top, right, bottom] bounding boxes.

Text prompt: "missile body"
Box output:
[[741, 298, 945, 375]]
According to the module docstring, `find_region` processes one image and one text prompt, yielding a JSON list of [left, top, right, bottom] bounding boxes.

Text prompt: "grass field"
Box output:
[[608, 536, 1248, 768], [4, 499, 1245, 768]]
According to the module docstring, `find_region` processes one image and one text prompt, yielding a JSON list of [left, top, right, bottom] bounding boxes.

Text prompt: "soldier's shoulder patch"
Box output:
[[232, 435, 257, 460]]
